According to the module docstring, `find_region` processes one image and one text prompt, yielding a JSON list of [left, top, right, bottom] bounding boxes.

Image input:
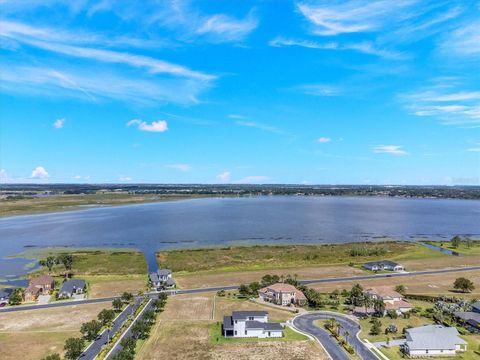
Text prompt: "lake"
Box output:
[[0, 196, 479, 279]]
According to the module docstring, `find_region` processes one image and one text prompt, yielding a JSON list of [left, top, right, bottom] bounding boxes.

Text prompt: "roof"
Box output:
[[0, 288, 14, 299], [25, 284, 41, 295], [157, 269, 172, 276], [259, 283, 306, 299], [223, 316, 234, 330], [232, 311, 268, 320], [364, 260, 401, 267], [165, 278, 175, 286], [59, 279, 86, 294], [472, 301, 480, 311], [405, 325, 467, 351], [30, 274, 54, 286], [365, 286, 403, 299], [385, 300, 414, 310], [454, 311, 480, 324], [245, 321, 283, 331]]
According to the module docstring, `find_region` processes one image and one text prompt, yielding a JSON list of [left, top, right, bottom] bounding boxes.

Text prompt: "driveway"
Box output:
[[37, 294, 51, 305], [292, 312, 379, 360]]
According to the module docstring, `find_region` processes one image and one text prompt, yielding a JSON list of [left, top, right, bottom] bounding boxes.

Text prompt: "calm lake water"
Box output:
[[0, 196, 479, 279]]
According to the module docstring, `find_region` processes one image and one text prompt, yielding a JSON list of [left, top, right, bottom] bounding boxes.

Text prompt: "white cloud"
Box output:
[[317, 137, 331, 143], [439, 20, 480, 56], [165, 164, 191, 172], [31, 166, 49, 179], [127, 119, 168, 132], [467, 148, 480, 152], [73, 175, 82, 179], [217, 171, 231, 182], [373, 145, 408, 155], [235, 120, 287, 136], [299, 84, 340, 96], [195, 13, 258, 42], [119, 176, 132, 182], [53, 118, 65, 128], [237, 175, 270, 184]]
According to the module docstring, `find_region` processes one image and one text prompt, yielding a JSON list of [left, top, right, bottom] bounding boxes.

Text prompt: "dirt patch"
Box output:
[[214, 297, 293, 322], [88, 277, 146, 298], [401, 255, 480, 271], [161, 294, 214, 321]]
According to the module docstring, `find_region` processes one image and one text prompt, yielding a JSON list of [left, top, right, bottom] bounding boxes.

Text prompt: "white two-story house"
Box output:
[[149, 269, 175, 290], [222, 311, 283, 338]]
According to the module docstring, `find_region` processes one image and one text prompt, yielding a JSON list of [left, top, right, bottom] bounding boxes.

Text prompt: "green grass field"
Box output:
[[157, 241, 444, 273], [424, 240, 480, 256], [209, 323, 308, 343]]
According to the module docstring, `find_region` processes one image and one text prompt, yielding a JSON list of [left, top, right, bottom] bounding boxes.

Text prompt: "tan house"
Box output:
[[259, 283, 307, 306], [364, 286, 413, 314], [24, 275, 55, 301]]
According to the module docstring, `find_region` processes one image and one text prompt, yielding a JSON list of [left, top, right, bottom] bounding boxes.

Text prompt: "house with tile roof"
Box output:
[[24, 274, 55, 301], [222, 311, 283, 338], [258, 283, 307, 306], [403, 325, 467, 357], [362, 286, 413, 315]]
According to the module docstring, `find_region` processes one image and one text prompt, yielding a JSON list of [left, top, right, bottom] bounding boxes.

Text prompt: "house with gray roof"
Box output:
[[58, 279, 86, 298], [363, 260, 404, 272], [403, 325, 467, 357], [149, 269, 175, 290], [0, 288, 14, 304], [222, 311, 283, 338], [453, 301, 480, 330]]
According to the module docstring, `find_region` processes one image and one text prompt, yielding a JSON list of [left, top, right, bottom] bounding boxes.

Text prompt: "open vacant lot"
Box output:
[[137, 294, 327, 360], [0, 302, 107, 360], [157, 242, 443, 273], [310, 270, 480, 299]]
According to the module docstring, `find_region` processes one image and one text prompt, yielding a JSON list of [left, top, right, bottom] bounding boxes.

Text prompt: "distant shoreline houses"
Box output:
[[222, 311, 283, 338], [363, 260, 404, 272]]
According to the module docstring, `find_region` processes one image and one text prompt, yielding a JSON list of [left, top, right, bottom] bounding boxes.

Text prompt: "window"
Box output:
[[235, 320, 237, 324], [234, 331, 237, 335], [249, 316, 254, 320], [245, 330, 247, 335]]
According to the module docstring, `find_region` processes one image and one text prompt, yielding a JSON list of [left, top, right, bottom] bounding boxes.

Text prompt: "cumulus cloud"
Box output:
[[165, 164, 191, 172], [31, 166, 49, 179], [53, 118, 65, 128], [127, 119, 168, 132], [373, 145, 408, 155], [317, 137, 331, 143], [217, 171, 231, 182]]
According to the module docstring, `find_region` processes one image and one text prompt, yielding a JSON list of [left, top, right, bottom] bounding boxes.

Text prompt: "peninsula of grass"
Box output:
[[157, 241, 445, 274], [209, 323, 308, 344], [0, 193, 219, 217]]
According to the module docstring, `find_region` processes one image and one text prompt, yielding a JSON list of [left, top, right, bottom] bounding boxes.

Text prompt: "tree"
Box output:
[[143, 310, 156, 324], [370, 318, 382, 335], [216, 289, 226, 297], [121, 292, 134, 303], [98, 308, 116, 326], [80, 320, 103, 341], [350, 284, 363, 306], [453, 277, 475, 293], [41, 354, 61, 360], [58, 254, 73, 278], [131, 320, 150, 339], [111, 350, 134, 360], [64, 337, 85, 360], [395, 285, 406, 295], [363, 295, 373, 315], [8, 288, 23, 305], [39, 256, 58, 273], [238, 284, 250, 297], [113, 298, 123, 312], [120, 336, 137, 354], [248, 282, 261, 296], [451, 235, 461, 249], [373, 299, 385, 316]]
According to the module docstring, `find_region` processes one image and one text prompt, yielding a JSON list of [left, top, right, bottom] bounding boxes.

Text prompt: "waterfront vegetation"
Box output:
[[157, 241, 444, 273], [424, 239, 480, 256]]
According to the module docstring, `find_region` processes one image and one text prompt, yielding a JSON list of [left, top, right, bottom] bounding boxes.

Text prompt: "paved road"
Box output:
[[80, 298, 142, 360], [293, 312, 378, 360], [1, 265, 479, 314], [105, 299, 154, 359]]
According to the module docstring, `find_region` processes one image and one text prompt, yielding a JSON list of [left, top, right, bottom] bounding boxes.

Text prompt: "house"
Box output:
[[258, 283, 307, 306], [0, 288, 13, 304], [403, 325, 467, 357], [149, 269, 175, 290], [24, 274, 55, 301], [363, 260, 404, 272], [453, 301, 480, 330], [58, 279, 86, 298], [24, 284, 41, 302], [222, 311, 283, 338], [363, 286, 413, 314]]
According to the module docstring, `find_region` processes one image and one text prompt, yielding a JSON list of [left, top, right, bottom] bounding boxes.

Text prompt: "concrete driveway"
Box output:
[[37, 294, 51, 304], [292, 312, 379, 360]]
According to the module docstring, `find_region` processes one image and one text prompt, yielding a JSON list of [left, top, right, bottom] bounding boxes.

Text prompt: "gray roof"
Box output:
[[232, 311, 268, 320], [454, 311, 480, 325], [223, 316, 234, 330], [59, 279, 86, 295], [405, 325, 466, 351], [472, 301, 480, 312], [149, 273, 159, 282], [245, 321, 283, 331], [157, 269, 172, 276], [263, 322, 284, 331], [364, 260, 401, 267], [165, 278, 175, 286], [0, 288, 13, 299]]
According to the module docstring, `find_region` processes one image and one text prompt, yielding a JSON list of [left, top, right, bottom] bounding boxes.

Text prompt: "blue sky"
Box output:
[[0, 0, 479, 185]]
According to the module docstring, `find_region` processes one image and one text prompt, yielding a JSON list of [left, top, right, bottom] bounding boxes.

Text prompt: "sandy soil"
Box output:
[[88, 278, 146, 298], [161, 293, 215, 321]]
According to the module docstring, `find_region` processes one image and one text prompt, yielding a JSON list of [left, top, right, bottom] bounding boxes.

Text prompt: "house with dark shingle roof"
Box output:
[[58, 279, 86, 298], [363, 260, 404, 272], [222, 311, 283, 338], [403, 325, 467, 357], [0, 288, 14, 304], [453, 301, 480, 330]]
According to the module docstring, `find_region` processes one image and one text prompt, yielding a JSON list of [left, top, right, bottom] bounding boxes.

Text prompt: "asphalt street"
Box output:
[[293, 312, 379, 360]]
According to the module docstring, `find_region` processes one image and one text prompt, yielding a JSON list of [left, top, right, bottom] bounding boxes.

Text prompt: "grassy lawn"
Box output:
[[424, 240, 480, 256], [209, 323, 308, 343], [0, 193, 219, 217], [157, 242, 443, 274], [359, 315, 435, 342]]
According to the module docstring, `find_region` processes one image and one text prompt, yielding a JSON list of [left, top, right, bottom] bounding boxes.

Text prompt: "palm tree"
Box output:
[[363, 295, 373, 316], [374, 299, 385, 316]]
